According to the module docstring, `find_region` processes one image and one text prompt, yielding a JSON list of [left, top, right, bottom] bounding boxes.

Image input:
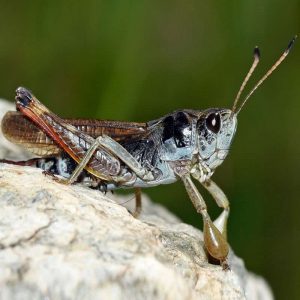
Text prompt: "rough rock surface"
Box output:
[[0, 99, 273, 300]]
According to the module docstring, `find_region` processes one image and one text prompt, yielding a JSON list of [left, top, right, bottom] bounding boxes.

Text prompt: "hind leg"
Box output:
[[54, 135, 156, 186]]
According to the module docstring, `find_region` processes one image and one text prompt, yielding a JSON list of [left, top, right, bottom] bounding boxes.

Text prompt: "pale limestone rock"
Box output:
[[0, 163, 273, 300], [0, 99, 273, 299]]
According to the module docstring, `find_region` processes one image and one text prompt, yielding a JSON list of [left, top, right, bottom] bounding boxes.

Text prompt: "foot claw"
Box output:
[[42, 171, 69, 184], [221, 260, 231, 271], [42, 170, 55, 178]]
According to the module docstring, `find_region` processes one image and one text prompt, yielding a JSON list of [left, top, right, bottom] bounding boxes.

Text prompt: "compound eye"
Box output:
[[205, 113, 221, 134]]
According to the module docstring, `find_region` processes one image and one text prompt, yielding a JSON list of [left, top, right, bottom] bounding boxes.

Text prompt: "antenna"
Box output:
[[235, 35, 297, 115], [232, 47, 260, 114]]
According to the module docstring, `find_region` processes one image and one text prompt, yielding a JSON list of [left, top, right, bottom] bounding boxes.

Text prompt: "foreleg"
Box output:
[[202, 179, 229, 239], [181, 175, 229, 268]]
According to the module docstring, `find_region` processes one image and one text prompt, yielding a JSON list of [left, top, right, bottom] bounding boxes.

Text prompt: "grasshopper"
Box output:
[[0, 37, 296, 269]]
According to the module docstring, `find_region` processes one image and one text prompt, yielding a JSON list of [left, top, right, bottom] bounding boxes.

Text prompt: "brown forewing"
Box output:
[[1, 111, 147, 156]]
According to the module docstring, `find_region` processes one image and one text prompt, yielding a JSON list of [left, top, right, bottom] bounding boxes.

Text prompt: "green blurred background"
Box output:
[[0, 1, 299, 298]]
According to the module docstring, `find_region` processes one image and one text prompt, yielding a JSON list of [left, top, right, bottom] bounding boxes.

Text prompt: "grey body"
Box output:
[[118, 108, 237, 188], [31, 108, 237, 191]]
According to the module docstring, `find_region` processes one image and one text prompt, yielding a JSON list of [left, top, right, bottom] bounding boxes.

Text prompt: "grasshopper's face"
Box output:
[[197, 109, 237, 170]]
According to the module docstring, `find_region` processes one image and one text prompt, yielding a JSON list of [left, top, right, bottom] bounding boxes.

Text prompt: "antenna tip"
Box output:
[[285, 35, 297, 54], [254, 46, 260, 60]]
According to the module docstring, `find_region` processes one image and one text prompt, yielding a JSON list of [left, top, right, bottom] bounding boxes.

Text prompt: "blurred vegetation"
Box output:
[[0, 1, 299, 298]]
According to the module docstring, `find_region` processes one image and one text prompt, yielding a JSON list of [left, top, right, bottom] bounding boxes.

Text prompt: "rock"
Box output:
[[0, 163, 273, 300], [0, 99, 273, 299]]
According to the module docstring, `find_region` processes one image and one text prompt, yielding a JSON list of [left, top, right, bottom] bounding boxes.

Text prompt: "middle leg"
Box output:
[[132, 188, 142, 218]]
